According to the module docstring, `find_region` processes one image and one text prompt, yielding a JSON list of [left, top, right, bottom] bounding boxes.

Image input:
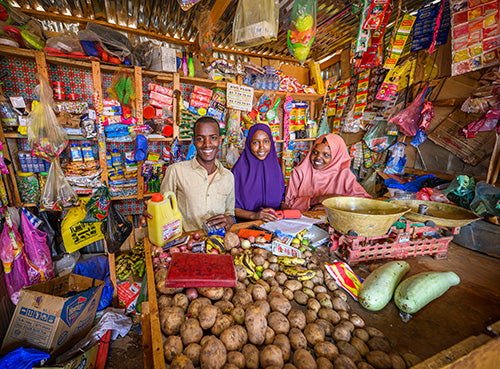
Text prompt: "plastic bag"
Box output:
[[84, 186, 111, 223], [416, 187, 451, 203], [361, 170, 378, 198], [38, 210, 64, 257], [388, 84, 428, 137], [363, 121, 396, 152], [86, 23, 133, 62], [27, 76, 68, 161], [45, 34, 84, 56], [107, 70, 135, 108], [233, 0, 279, 48], [41, 160, 79, 211], [196, 10, 213, 64], [74, 256, 113, 311], [443, 175, 476, 209], [470, 181, 500, 217], [178, 0, 203, 11], [0, 214, 29, 304], [384, 142, 407, 175], [132, 41, 154, 69], [21, 210, 54, 285], [102, 203, 133, 253], [287, 0, 317, 63], [0, 347, 50, 369]]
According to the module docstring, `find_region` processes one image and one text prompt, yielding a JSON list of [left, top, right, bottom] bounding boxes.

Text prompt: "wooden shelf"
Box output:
[[111, 193, 154, 201], [254, 90, 324, 101], [146, 136, 173, 142], [275, 138, 316, 143], [3, 132, 97, 141]]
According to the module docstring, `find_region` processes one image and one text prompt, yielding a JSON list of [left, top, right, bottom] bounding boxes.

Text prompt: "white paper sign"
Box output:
[[226, 83, 254, 111]]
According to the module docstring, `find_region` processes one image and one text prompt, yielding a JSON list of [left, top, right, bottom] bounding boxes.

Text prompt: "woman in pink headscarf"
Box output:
[[285, 133, 371, 212]]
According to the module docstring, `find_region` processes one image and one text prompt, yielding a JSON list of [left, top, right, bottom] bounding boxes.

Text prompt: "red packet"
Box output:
[[324, 262, 364, 301]]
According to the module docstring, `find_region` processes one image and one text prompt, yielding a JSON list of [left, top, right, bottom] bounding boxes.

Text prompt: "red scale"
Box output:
[[329, 220, 460, 265]]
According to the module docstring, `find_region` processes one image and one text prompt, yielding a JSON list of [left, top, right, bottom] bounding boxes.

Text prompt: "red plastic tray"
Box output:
[[165, 253, 237, 288]]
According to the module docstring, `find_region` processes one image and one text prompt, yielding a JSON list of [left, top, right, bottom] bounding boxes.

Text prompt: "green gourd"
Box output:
[[394, 271, 460, 314], [358, 261, 410, 311]]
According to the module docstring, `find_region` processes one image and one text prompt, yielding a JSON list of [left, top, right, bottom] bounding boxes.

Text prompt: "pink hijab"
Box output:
[[285, 133, 371, 211]]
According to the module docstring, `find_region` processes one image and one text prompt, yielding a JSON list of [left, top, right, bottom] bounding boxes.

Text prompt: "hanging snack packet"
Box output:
[[83, 186, 111, 223], [287, 0, 317, 64], [41, 161, 79, 211]]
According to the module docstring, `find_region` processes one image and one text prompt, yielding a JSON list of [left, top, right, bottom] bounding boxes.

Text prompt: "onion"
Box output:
[[170, 247, 180, 254], [152, 246, 163, 256], [180, 245, 187, 252], [153, 257, 160, 266], [247, 236, 256, 243], [186, 288, 198, 301], [193, 232, 200, 240], [241, 239, 251, 249]]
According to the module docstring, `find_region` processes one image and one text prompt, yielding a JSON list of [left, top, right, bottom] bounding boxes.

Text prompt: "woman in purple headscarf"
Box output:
[[232, 123, 285, 222]]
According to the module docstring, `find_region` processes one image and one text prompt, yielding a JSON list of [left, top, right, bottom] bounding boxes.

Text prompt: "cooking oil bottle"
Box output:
[[147, 192, 182, 246]]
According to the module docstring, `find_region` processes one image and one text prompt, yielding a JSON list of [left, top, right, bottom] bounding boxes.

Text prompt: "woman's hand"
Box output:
[[138, 200, 152, 229], [253, 208, 279, 222]]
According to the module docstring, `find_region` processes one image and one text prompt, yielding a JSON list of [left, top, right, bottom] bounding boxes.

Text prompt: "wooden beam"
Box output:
[[209, 0, 232, 25], [34, 51, 49, 81], [319, 53, 342, 70]]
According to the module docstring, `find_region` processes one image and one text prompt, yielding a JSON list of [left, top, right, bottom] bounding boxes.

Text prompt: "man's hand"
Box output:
[[206, 214, 235, 231], [139, 200, 152, 229], [253, 208, 279, 222]]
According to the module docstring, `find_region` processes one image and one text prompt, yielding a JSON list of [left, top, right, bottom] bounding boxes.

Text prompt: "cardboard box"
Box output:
[[150, 47, 177, 72], [1, 274, 104, 356], [33, 343, 99, 369]]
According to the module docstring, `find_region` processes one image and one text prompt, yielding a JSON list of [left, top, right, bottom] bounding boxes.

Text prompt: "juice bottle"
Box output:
[[147, 191, 183, 246]]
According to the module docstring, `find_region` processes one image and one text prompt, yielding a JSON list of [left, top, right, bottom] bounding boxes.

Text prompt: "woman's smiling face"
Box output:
[[250, 129, 272, 160], [310, 142, 332, 170]]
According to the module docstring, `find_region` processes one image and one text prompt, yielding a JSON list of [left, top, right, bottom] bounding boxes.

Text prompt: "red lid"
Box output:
[[163, 125, 174, 137], [143, 105, 155, 120], [151, 193, 163, 202]]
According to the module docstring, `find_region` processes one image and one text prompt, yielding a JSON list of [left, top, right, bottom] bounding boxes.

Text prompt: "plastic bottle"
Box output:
[[0, 102, 17, 126], [147, 192, 183, 246], [70, 143, 83, 162], [111, 149, 122, 167], [81, 143, 94, 162], [188, 52, 194, 77], [181, 51, 188, 76]]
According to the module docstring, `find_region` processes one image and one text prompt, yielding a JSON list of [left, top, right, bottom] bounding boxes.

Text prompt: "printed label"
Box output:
[[163, 219, 182, 242]]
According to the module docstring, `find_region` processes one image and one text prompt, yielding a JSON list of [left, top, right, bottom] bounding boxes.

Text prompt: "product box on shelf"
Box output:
[[150, 47, 178, 72]]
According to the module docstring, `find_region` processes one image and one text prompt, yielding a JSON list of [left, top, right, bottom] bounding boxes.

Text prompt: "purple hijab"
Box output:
[[232, 124, 285, 212]]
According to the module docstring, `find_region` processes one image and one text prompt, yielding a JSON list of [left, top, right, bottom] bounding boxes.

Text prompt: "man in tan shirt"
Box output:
[[143, 116, 235, 232]]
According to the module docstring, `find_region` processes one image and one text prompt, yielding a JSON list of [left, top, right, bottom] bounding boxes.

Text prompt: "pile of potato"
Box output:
[[155, 239, 407, 369]]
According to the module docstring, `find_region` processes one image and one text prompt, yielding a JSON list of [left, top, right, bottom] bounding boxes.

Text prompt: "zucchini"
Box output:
[[394, 271, 460, 314], [358, 261, 410, 311]]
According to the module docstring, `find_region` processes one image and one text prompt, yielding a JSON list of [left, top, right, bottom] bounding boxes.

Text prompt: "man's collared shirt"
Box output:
[[160, 157, 235, 231]]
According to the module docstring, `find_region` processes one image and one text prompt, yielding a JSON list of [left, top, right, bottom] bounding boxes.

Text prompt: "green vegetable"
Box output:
[[394, 271, 460, 314], [358, 261, 410, 311]]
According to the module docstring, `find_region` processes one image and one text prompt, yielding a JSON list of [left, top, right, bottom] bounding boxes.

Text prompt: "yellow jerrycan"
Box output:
[[147, 191, 183, 246]]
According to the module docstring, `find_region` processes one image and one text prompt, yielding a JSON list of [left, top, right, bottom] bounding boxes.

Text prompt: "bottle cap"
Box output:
[[151, 193, 163, 202]]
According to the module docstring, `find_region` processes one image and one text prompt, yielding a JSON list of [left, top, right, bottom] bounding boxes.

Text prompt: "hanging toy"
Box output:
[[287, 0, 317, 64]]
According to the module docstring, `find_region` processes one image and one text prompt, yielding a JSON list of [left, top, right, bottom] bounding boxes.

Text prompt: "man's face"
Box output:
[[194, 121, 220, 164]]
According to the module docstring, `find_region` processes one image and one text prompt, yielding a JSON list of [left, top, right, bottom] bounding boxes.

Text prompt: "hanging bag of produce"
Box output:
[[233, 0, 279, 48], [40, 160, 79, 211], [363, 120, 397, 152], [101, 203, 133, 253], [287, 0, 317, 64]]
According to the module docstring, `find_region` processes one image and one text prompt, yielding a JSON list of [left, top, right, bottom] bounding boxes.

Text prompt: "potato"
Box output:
[[173, 293, 190, 311], [227, 351, 246, 369], [269, 293, 292, 315], [313, 285, 328, 294], [307, 263, 318, 270], [242, 344, 259, 369], [260, 345, 284, 369], [233, 291, 253, 308], [235, 281, 246, 291], [184, 343, 202, 367], [270, 286, 283, 294], [212, 314, 233, 336], [319, 297, 333, 309], [326, 279, 338, 291], [252, 284, 267, 301], [316, 357, 333, 369], [338, 320, 355, 333], [200, 335, 214, 346], [293, 348, 317, 369], [307, 298, 321, 312], [158, 295, 173, 309], [367, 337, 391, 353], [316, 318, 333, 337], [285, 280, 302, 292], [161, 306, 185, 335], [225, 232, 240, 250], [198, 287, 224, 300], [305, 309, 317, 323], [223, 364, 239, 369], [253, 248, 269, 258], [268, 255, 278, 263], [357, 363, 375, 369], [350, 337, 369, 357], [273, 334, 291, 362], [402, 353, 422, 367], [365, 327, 385, 338], [181, 318, 203, 345], [164, 335, 183, 362], [314, 341, 339, 360], [317, 308, 341, 325], [223, 288, 234, 301], [268, 311, 291, 335], [288, 327, 307, 350], [353, 329, 370, 342], [366, 351, 392, 369], [284, 364, 298, 369], [157, 281, 183, 295], [302, 280, 314, 289], [199, 305, 219, 330], [155, 269, 168, 283], [389, 351, 406, 369], [332, 297, 350, 312], [200, 336, 227, 369], [316, 293, 331, 302], [231, 306, 245, 325], [339, 311, 349, 320], [262, 269, 276, 280], [283, 288, 294, 300], [294, 291, 309, 305], [332, 325, 351, 342], [171, 354, 195, 369], [268, 278, 279, 287], [275, 272, 287, 285], [333, 290, 348, 301], [304, 323, 325, 346], [253, 255, 266, 266], [337, 341, 362, 363], [287, 310, 306, 330], [310, 270, 324, 286], [220, 325, 248, 351], [333, 354, 357, 369], [349, 314, 365, 328], [270, 263, 280, 272], [215, 300, 234, 314], [231, 248, 241, 256], [245, 304, 268, 345], [303, 288, 315, 299], [257, 279, 271, 293], [265, 327, 276, 345], [254, 299, 271, 317]]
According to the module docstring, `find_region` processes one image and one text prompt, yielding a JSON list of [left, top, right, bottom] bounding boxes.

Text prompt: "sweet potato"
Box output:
[[160, 306, 185, 335], [304, 323, 325, 346], [181, 318, 203, 345], [171, 354, 195, 369], [212, 314, 234, 336], [314, 341, 339, 361], [227, 351, 246, 369], [259, 345, 284, 369], [268, 311, 290, 335], [293, 348, 317, 369], [316, 357, 333, 369], [184, 343, 202, 367], [366, 351, 392, 369], [245, 304, 268, 345], [337, 341, 361, 363], [242, 344, 259, 369], [273, 334, 291, 362], [287, 310, 306, 330], [187, 298, 212, 319], [231, 306, 245, 325], [215, 300, 234, 314], [220, 325, 248, 351], [164, 335, 183, 362], [198, 287, 224, 300], [333, 354, 357, 369], [199, 305, 219, 330], [200, 336, 227, 369], [288, 327, 307, 350]]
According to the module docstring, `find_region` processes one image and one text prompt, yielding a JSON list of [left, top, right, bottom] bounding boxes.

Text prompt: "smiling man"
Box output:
[[156, 116, 235, 232]]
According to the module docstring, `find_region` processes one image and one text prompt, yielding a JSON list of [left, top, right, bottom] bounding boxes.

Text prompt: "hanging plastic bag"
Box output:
[[196, 9, 213, 64], [363, 120, 396, 152], [384, 142, 407, 175], [38, 210, 64, 257], [177, 0, 203, 11], [388, 84, 429, 137], [361, 170, 378, 198], [0, 214, 29, 304], [107, 69, 135, 109], [102, 203, 133, 253], [443, 175, 476, 209], [41, 161, 79, 211], [233, 0, 279, 48], [21, 210, 54, 285], [74, 256, 113, 311], [27, 76, 68, 161], [45, 34, 84, 56], [83, 186, 111, 223], [287, 0, 317, 64], [470, 181, 500, 217]]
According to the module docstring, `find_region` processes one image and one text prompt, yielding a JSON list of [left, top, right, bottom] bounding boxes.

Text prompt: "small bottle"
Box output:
[[70, 143, 83, 162], [188, 52, 194, 77], [181, 51, 188, 76], [81, 143, 94, 162]]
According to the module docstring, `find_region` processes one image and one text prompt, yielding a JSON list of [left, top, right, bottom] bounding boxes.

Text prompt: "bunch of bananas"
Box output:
[[282, 267, 316, 281], [205, 235, 226, 254], [116, 241, 146, 280], [234, 250, 260, 283]]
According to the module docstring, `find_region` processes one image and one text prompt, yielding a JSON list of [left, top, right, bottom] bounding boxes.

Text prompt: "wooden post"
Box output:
[[134, 66, 143, 125], [172, 72, 180, 138], [141, 302, 153, 369], [0, 128, 19, 205], [34, 51, 49, 81], [486, 133, 500, 185], [340, 48, 351, 80]]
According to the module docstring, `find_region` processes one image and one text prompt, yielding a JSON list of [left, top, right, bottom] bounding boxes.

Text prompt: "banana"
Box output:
[[282, 267, 316, 281], [206, 235, 226, 254], [278, 256, 307, 267]]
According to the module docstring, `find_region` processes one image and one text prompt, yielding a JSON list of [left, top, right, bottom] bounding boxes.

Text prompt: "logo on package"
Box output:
[[61, 296, 88, 327], [20, 307, 56, 324], [70, 223, 98, 243]]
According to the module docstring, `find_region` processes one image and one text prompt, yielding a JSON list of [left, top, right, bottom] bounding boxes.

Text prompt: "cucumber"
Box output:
[[394, 271, 460, 314], [358, 261, 410, 311]]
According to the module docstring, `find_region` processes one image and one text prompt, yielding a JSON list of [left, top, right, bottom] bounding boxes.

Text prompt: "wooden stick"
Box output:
[[486, 133, 500, 184], [141, 302, 153, 369]]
